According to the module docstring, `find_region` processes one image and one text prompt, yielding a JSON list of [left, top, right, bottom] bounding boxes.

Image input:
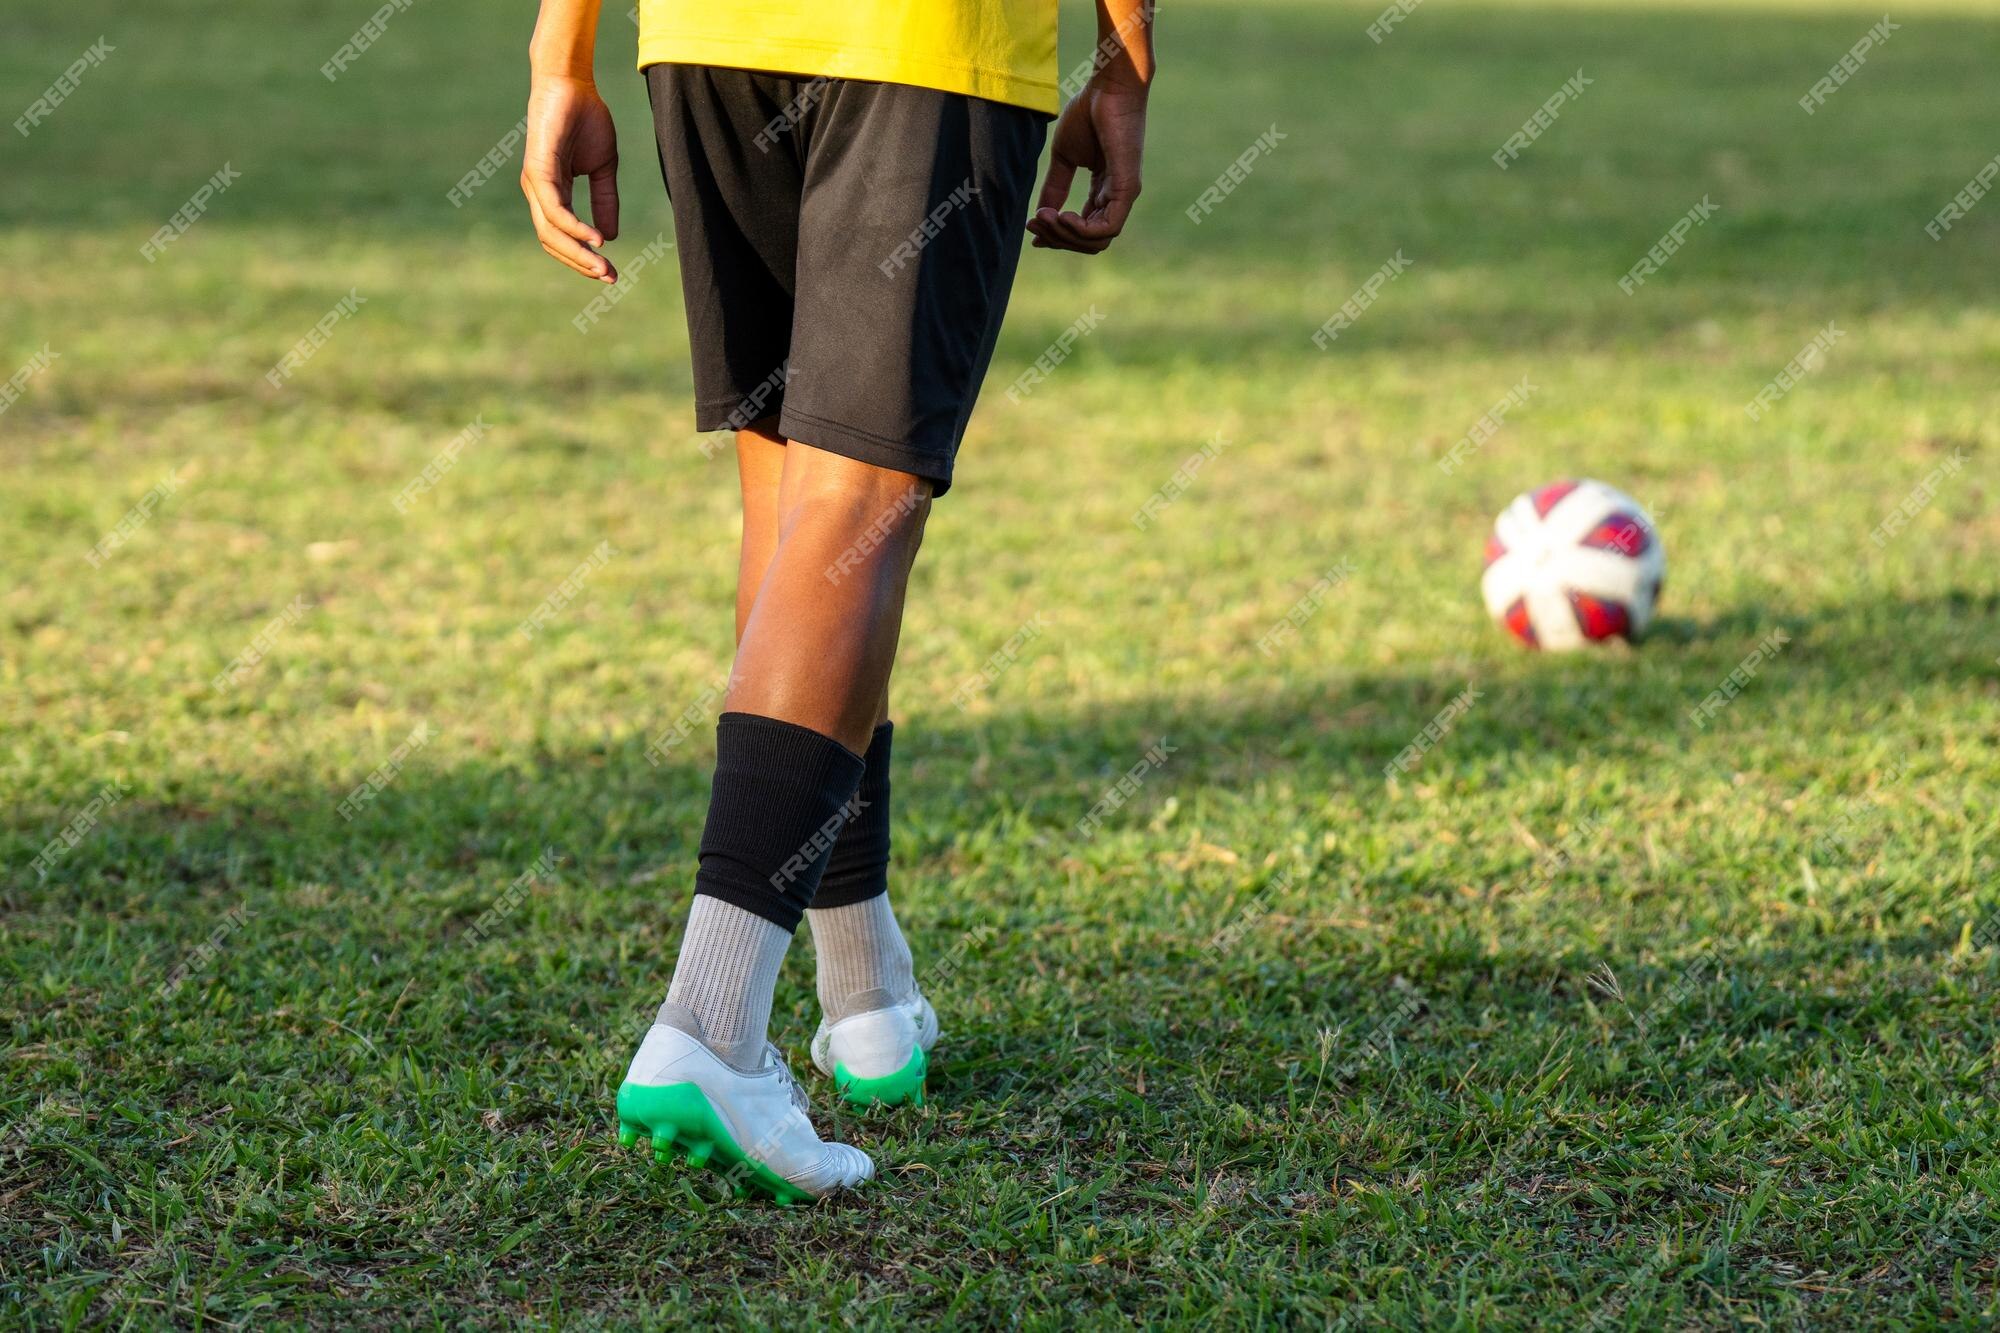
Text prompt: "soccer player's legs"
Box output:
[[618, 446, 931, 1201], [732, 421, 786, 642], [619, 68, 1044, 1200], [769, 80, 1043, 1106], [526, 0, 1151, 1210], [731, 426, 925, 1105], [619, 71, 894, 1202]]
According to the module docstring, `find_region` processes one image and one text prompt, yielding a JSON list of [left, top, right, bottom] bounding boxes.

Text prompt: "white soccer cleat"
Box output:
[[615, 1020, 874, 1203], [810, 988, 938, 1107]]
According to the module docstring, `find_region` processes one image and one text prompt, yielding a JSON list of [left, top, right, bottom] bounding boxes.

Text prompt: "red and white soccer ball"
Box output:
[[1481, 479, 1664, 650]]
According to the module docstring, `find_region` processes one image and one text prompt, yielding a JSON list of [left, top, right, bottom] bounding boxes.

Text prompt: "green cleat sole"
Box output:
[[614, 1082, 814, 1205], [832, 1045, 928, 1108]]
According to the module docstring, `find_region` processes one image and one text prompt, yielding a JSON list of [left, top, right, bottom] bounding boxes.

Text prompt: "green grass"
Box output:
[[4, 0, 1999, 1324]]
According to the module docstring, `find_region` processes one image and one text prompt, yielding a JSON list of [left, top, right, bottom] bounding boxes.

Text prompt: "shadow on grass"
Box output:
[[1, 580, 1987, 1310], [9, 587, 1988, 920]]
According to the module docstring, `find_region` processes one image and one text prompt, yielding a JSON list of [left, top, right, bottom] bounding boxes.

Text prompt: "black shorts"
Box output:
[[646, 64, 1048, 496]]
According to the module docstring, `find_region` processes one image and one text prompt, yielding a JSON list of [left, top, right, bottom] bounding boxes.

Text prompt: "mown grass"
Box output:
[[2, 0, 1998, 1325]]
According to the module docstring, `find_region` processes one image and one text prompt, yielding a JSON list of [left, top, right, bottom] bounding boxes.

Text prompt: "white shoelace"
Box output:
[[765, 1043, 809, 1116]]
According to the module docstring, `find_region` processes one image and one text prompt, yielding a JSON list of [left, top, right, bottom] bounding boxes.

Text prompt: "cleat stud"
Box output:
[[685, 1141, 713, 1169], [618, 1123, 640, 1148], [651, 1127, 677, 1150], [653, 1148, 673, 1164]]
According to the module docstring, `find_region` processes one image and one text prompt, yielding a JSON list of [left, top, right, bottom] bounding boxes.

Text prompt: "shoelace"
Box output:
[[765, 1042, 809, 1116]]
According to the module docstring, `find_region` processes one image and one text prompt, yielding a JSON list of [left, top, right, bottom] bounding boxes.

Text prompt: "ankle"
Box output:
[[662, 896, 793, 1071], [808, 895, 916, 1022]]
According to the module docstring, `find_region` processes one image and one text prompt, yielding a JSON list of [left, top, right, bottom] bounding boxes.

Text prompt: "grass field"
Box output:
[[5, 0, 2000, 1324]]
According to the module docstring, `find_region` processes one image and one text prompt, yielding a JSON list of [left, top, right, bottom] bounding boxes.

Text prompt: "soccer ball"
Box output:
[[1481, 479, 1664, 650]]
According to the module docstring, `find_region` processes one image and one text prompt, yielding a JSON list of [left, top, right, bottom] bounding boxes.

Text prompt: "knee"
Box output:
[[783, 469, 932, 585]]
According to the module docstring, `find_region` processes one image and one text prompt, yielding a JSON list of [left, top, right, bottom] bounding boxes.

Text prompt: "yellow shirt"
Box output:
[[636, 1, 1061, 115]]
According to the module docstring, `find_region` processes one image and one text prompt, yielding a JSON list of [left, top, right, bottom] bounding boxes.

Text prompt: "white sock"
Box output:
[[807, 895, 916, 1023], [661, 896, 792, 1071]]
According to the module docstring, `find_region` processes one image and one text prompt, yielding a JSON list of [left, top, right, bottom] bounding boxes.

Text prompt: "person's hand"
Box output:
[[1028, 77, 1148, 254], [520, 75, 620, 282]]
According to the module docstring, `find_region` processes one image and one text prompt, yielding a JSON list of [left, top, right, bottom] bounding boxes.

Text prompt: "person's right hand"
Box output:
[[521, 75, 621, 283]]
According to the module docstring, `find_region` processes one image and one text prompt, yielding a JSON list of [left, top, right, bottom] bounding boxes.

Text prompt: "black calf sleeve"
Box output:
[[810, 721, 894, 910], [694, 712, 866, 932]]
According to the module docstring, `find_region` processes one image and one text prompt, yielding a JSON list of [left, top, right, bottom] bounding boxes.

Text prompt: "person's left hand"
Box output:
[[1028, 78, 1148, 254]]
